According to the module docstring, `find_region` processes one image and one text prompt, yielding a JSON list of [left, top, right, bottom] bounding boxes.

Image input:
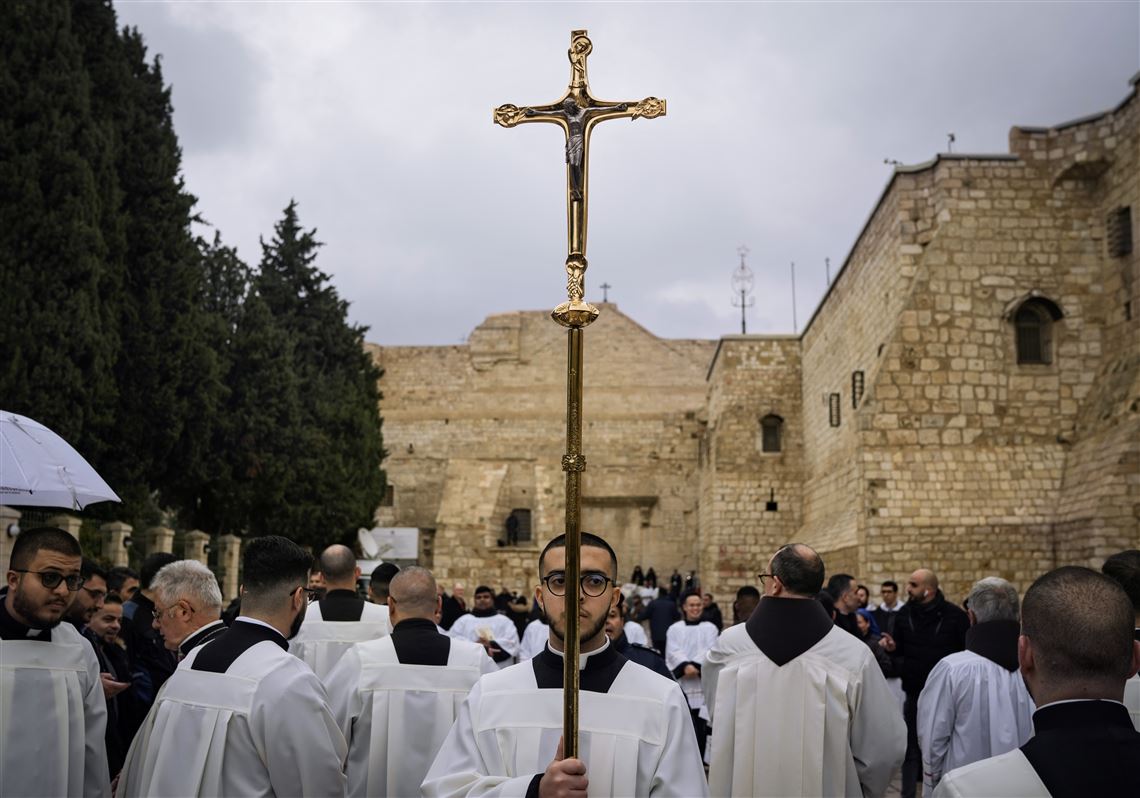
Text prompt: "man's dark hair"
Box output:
[[107, 566, 138, 594], [881, 580, 899, 591], [1022, 566, 1135, 683], [80, 557, 106, 583], [681, 590, 703, 604], [103, 593, 124, 606], [318, 545, 356, 582], [771, 544, 825, 596], [371, 562, 400, 584], [736, 585, 761, 601], [539, 532, 618, 579], [826, 573, 855, 602], [1101, 550, 1140, 612], [9, 527, 82, 570], [816, 591, 836, 621], [241, 536, 312, 595], [140, 552, 179, 589], [473, 585, 494, 596]]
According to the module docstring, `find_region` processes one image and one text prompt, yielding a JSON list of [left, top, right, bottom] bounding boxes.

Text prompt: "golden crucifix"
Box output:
[[493, 29, 665, 757]]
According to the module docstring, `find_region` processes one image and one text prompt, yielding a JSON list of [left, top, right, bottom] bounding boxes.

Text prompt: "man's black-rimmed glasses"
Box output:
[[541, 571, 613, 597]]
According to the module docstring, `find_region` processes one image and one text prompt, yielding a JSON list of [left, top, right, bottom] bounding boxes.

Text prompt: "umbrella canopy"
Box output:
[[0, 410, 121, 511]]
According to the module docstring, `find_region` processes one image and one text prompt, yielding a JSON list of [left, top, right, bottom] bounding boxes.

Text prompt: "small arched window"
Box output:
[[760, 414, 784, 453], [1013, 297, 1063, 365]]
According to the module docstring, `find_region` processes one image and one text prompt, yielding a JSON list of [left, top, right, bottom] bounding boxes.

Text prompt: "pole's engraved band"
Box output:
[[561, 454, 587, 472]]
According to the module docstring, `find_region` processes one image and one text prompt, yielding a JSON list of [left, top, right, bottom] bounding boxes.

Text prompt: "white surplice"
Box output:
[[665, 619, 718, 713], [289, 600, 391, 681], [117, 634, 347, 798], [447, 612, 519, 668], [0, 623, 110, 798], [324, 634, 496, 798], [624, 620, 649, 647], [917, 650, 1035, 789], [932, 749, 1049, 797], [517, 619, 548, 661], [704, 623, 906, 798], [421, 645, 709, 798]]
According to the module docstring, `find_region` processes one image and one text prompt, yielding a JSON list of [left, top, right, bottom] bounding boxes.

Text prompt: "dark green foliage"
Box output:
[[0, 3, 385, 549]]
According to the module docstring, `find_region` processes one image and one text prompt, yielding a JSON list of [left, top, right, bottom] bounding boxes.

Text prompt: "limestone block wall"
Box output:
[[700, 337, 803, 598], [372, 305, 715, 592]]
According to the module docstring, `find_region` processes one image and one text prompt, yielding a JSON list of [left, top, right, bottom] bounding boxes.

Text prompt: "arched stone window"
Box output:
[[760, 414, 784, 453], [1011, 297, 1063, 365]]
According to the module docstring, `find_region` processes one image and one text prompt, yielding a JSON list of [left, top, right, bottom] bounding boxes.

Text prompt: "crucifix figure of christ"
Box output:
[[493, 29, 665, 761], [494, 29, 665, 327]]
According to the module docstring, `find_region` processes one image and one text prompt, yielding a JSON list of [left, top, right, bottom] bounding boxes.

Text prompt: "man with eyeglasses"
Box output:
[[447, 584, 520, 669], [118, 535, 347, 798], [1, 526, 111, 797], [64, 558, 108, 631], [149, 559, 226, 660], [703, 543, 905, 797], [291, 544, 391, 681], [666, 590, 719, 758], [423, 532, 708, 798]]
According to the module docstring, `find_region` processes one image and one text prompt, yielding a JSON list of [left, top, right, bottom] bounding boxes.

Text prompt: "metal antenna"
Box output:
[[790, 261, 798, 334], [884, 157, 902, 167], [947, 132, 956, 153], [731, 245, 755, 334], [599, 282, 612, 302], [825, 256, 831, 285]]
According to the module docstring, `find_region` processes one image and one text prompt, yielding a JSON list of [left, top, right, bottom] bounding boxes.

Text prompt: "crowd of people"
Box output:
[[1, 524, 1137, 797]]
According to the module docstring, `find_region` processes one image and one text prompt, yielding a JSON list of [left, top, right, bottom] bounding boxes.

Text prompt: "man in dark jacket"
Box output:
[[606, 594, 673, 681], [880, 568, 969, 798], [640, 587, 681, 653]]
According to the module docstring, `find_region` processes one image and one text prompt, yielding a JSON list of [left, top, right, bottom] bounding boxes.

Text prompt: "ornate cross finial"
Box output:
[[494, 30, 666, 328]]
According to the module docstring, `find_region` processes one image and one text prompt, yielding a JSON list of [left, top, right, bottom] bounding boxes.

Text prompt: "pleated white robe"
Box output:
[[932, 749, 1049, 797], [517, 619, 548, 661], [117, 638, 347, 798], [421, 651, 709, 798], [324, 634, 495, 798], [704, 623, 905, 798], [0, 623, 111, 798], [289, 601, 391, 681], [917, 650, 1035, 789], [665, 620, 718, 713]]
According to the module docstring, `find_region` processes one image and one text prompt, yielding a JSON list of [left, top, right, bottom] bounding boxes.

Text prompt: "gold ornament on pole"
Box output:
[[493, 29, 666, 757]]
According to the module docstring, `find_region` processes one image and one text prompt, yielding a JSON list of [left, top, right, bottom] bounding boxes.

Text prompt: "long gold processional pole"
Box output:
[[493, 30, 665, 757]]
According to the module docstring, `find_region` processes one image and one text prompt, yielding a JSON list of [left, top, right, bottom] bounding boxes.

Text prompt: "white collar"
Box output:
[[234, 615, 282, 635], [545, 637, 611, 670]]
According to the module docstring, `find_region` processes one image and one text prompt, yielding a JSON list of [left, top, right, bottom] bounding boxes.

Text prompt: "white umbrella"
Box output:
[[0, 410, 121, 511]]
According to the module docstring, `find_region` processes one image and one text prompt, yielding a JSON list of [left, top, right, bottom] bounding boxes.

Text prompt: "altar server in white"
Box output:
[[291, 544, 390, 681], [517, 616, 549, 661], [1102, 548, 1140, 730], [447, 584, 520, 668], [325, 566, 495, 797], [935, 566, 1140, 797], [917, 577, 1034, 791], [1, 527, 110, 798], [704, 543, 905, 797], [422, 532, 708, 798], [666, 591, 719, 756], [118, 535, 348, 798]]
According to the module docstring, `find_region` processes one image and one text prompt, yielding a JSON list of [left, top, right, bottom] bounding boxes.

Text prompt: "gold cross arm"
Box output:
[[493, 30, 665, 327]]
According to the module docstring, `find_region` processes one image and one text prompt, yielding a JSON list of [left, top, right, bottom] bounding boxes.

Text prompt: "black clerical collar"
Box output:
[[745, 596, 834, 666], [965, 619, 1020, 671], [610, 631, 630, 653], [179, 619, 227, 658], [0, 588, 53, 642], [533, 639, 627, 692], [683, 618, 703, 626], [471, 606, 499, 618], [318, 590, 366, 621], [1032, 699, 1133, 733], [191, 619, 288, 673], [392, 617, 451, 665]]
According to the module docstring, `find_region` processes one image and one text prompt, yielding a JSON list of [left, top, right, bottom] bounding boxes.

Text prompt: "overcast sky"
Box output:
[[114, 1, 1139, 346]]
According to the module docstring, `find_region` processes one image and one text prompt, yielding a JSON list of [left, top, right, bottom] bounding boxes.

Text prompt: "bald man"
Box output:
[[324, 567, 496, 798], [290, 544, 390, 680], [880, 568, 969, 798]]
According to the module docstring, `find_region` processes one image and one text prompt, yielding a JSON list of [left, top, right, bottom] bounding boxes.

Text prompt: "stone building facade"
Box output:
[[373, 76, 1139, 602]]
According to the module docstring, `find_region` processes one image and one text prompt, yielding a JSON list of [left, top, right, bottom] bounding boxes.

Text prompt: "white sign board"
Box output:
[[358, 527, 419, 560]]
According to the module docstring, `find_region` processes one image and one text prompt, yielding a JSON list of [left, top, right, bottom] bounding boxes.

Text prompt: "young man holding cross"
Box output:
[[422, 532, 707, 798]]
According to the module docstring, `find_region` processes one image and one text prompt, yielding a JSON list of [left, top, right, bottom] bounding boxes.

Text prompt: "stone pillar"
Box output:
[[100, 521, 133, 568], [145, 526, 174, 556], [183, 530, 210, 565], [47, 514, 82, 541], [0, 506, 21, 575], [215, 534, 241, 602]]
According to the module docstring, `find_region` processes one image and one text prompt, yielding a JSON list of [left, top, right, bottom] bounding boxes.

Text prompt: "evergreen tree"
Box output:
[[0, 0, 121, 466], [254, 201, 385, 546]]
